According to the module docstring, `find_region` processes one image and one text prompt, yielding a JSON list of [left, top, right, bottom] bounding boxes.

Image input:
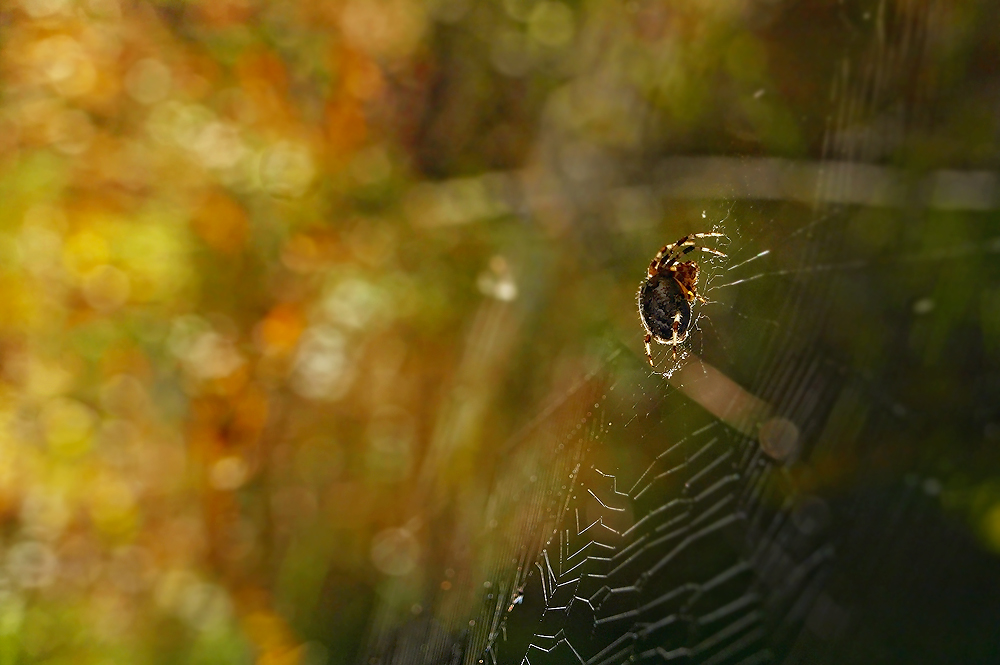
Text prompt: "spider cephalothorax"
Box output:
[[638, 232, 726, 367]]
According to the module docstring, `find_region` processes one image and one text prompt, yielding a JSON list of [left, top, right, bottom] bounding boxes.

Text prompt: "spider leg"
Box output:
[[649, 235, 687, 271], [649, 234, 693, 276], [654, 233, 723, 258], [651, 233, 727, 274], [658, 244, 728, 272], [670, 312, 681, 360], [644, 333, 654, 367]]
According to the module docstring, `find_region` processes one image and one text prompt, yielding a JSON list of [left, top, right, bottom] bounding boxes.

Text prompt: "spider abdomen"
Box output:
[[638, 273, 692, 343]]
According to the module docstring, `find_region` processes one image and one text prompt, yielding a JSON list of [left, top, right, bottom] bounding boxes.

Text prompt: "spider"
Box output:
[[638, 232, 726, 367]]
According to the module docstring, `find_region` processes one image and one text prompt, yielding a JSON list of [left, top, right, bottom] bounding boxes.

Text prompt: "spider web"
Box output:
[[361, 1, 1000, 663]]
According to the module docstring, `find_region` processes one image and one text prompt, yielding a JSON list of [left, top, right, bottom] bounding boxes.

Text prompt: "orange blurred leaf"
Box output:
[[259, 303, 306, 353], [192, 190, 249, 253]]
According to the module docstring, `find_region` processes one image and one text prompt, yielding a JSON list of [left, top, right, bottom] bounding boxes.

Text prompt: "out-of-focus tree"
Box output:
[[0, 0, 445, 661]]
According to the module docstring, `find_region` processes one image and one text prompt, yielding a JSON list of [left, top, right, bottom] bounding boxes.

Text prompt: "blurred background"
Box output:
[[1, 0, 1000, 663]]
